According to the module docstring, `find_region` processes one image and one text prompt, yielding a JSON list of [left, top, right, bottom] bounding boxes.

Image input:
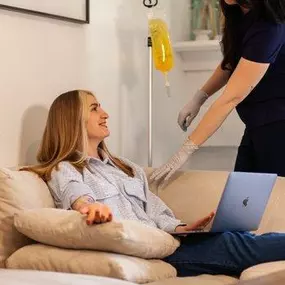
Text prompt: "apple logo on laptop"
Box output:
[[243, 197, 249, 207]]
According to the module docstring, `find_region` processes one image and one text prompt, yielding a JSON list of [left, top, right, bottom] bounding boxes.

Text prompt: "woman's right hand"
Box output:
[[79, 203, 113, 225], [177, 90, 208, 132]]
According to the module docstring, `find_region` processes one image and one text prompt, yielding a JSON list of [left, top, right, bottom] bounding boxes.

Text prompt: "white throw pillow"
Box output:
[[14, 208, 180, 259]]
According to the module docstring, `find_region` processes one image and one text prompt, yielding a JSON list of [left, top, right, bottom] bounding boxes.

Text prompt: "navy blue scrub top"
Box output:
[[234, 11, 285, 129]]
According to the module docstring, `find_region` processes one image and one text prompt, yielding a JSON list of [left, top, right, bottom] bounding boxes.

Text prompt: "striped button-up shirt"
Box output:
[[47, 150, 182, 232]]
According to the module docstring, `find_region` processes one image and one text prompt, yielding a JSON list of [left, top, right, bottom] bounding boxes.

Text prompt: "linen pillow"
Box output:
[[14, 208, 180, 259], [6, 244, 177, 284], [0, 168, 54, 268]]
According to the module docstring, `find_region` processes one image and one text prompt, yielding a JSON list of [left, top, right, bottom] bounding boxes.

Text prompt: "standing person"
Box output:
[[151, 0, 285, 185]]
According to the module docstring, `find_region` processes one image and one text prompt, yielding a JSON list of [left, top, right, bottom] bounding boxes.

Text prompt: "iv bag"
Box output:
[[148, 10, 174, 91]]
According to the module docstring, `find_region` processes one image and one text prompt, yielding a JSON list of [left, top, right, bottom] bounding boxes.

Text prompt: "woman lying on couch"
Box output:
[[27, 90, 285, 277]]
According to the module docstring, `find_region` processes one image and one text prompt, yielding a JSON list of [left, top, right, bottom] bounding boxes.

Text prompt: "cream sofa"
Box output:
[[1, 166, 285, 285]]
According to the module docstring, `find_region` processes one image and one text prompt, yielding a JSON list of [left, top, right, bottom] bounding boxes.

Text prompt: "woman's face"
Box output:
[[224, 0, 237, 4], [85, 94, 110, 143]]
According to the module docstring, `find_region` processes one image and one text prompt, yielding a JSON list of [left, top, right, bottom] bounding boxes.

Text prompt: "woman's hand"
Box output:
[[150, 139, 198, 187], [175, 211, 215, 233], [178, 90, 208, 132], [79, 203, 113, 225]]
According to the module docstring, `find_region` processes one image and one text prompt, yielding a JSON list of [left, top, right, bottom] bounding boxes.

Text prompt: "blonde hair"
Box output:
[[24, 90, 134, 181]]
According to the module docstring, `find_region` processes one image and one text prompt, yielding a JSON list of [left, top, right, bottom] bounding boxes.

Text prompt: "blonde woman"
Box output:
[[27, 90, 285, 277]]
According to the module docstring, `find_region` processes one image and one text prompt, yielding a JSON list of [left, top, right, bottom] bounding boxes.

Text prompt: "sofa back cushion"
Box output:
[[255, 176, 285, 234], [145, 168, 285, 234], [145, 168, 229, 225], [0, 168, 54, 268]]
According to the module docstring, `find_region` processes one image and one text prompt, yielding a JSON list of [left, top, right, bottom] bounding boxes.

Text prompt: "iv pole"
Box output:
[[143, 0, 158, 167]]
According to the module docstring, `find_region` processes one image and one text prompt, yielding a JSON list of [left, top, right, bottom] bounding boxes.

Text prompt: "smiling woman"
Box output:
[[21, 90, 285, 278], [0, 0, 90, 24]]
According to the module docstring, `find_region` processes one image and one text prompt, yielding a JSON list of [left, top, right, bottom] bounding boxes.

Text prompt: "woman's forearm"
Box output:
[[201, 63, 231, 97], [189, 58, 269, 146], [188, 98, 237, 146]]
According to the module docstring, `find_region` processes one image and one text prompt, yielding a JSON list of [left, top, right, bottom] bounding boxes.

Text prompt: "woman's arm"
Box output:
[[200, 63, 231, 97], [150, 58, 269, 184], [177, 63, 231, 131], [190, 58, 269, 145]]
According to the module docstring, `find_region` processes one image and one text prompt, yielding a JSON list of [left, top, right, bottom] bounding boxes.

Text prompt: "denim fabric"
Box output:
[[164, 232, 285, 277]]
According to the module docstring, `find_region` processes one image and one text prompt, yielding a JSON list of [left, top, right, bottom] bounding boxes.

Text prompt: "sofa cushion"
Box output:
[[14, 208, 180, 259], [240, 261, 285, 281], [0, 168, 54, 268], [149, 275, 238, 285], [6, 244, 177, 284]]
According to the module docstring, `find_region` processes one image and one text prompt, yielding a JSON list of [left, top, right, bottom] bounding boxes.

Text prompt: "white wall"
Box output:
[[83, 0, 192, 167], [0, 0, 244, 169], [0, 9, 87, 167]]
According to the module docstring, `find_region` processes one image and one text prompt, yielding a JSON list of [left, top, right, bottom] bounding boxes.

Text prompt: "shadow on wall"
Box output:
[[18, 105, 48, 166], [115, 1, 148, 164]]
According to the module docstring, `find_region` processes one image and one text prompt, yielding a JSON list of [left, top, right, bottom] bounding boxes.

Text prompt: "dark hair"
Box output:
[[220, 0, 285, 72]]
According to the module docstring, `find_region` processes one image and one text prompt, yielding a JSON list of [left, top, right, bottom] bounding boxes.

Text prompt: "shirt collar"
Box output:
[[86, 148, 115, 166]]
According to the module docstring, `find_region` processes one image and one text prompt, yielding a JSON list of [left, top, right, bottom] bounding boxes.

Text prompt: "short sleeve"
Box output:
[[48, 161, 95, 209], [242, 22, 284, 63]]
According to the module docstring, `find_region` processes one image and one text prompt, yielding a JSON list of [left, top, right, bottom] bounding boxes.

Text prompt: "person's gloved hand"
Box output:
[[178, 90, 209, 132], [150, 139, 199, 187]]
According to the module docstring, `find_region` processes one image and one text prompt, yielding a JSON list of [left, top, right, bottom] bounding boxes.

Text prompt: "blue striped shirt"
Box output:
[[47, 150, 182, 232]]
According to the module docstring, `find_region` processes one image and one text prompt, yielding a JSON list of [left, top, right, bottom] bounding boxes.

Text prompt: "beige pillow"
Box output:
[[6, 244, 177, 284], [0, 168, 55, 268], [14, 208, 180, 259]]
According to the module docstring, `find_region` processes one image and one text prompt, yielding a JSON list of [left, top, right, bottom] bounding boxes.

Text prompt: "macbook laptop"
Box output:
[[170, 171, 277, 235]]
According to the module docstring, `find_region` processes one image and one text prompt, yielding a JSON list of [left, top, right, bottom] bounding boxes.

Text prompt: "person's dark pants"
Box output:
[[163, 232, 285, 277], [234, 120, 285, 177]]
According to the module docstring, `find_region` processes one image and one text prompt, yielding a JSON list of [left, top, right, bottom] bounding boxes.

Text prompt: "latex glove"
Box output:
[[178, 90, 208, 132], [150, 139, 198, 187]]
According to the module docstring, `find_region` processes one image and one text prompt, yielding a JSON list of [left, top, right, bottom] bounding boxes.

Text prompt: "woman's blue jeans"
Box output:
[[163, 232, 285, 277]]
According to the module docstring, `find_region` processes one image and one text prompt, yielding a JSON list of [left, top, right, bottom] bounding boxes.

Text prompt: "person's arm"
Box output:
[[133, 167, 183, 232], [200, 63, 231, 97], [190, 58, 269, 145], [146, 190, 184, 232], [151, 58, 269, 184], [178, 63, 231, 131]]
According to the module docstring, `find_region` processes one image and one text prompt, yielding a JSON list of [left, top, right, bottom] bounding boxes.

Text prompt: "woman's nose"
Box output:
[[102, 109, 109, 118]]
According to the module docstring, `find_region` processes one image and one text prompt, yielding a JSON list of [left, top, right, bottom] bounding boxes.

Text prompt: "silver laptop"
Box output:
[[171, 172, 277, 235]]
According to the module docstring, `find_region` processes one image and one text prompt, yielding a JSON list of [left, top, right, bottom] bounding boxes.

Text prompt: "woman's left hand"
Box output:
[[175, 212, 215, 233], [150, 139, 199, 187]]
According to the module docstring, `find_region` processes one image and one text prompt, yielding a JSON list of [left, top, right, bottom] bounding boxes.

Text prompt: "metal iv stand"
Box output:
[[143, 0, 158, 167]]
